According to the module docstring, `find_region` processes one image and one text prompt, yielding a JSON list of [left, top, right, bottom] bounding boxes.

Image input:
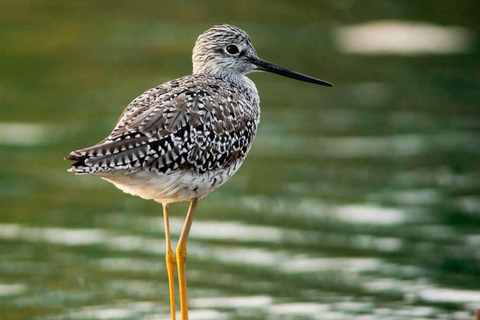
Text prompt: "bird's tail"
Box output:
[[65, 151, 95, 174]]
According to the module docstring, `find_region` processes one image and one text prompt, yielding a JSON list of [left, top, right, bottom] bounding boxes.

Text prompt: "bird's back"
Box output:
[[66, 74, 260, 203]]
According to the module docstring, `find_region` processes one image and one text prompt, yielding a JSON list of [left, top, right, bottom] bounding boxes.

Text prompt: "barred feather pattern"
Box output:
[[66, 74, 260, 203]]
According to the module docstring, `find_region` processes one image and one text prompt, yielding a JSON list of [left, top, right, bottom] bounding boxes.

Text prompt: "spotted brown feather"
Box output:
[[66, 74, 259, 175]]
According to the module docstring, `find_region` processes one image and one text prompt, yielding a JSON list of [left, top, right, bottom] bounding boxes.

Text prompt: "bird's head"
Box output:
[[193, 24, 258, 78], [193, 24, 333, 87]]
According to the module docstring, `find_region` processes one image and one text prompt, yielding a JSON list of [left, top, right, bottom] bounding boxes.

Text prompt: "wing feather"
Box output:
[[66, 74, 259, 175]]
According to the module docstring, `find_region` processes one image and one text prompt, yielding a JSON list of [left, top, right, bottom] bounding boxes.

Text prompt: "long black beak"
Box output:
[[250, 57, 333, 87]]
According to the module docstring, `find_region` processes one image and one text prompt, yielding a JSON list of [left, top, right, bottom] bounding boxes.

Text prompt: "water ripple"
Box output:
[[335, 20, 472, 55]]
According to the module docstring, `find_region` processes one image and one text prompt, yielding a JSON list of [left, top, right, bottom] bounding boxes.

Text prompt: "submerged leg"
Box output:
[[163, 203, 176, 320], [176, 199, 198, 320]]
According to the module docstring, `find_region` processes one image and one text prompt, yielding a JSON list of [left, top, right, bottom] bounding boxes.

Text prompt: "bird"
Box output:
[[65, 24, 332, 320]]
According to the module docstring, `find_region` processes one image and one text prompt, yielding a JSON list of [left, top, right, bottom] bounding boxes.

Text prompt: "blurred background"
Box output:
[[1, 1, 479, 319]]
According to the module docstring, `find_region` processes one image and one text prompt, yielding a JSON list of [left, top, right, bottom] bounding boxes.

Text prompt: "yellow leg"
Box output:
[[163, 203, 176, 320], [176, 199, 198, 320]]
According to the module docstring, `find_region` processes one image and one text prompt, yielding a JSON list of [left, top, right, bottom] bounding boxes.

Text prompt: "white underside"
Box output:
[[96, 160, 242, 204]]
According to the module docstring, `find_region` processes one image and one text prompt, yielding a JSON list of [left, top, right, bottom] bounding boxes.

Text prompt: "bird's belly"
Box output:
[[98, 159, 243, 204]]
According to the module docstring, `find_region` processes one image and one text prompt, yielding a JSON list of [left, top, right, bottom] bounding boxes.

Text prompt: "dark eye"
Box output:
[[226, 45, 239, 55]]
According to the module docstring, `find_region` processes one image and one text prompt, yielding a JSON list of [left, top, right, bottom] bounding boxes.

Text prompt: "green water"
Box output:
[[1, 1, 480, 319]]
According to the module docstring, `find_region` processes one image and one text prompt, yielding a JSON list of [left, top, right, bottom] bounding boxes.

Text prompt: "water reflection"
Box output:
[[0, 283, 27, 297], [1, 1, 480, 319], [0, 123, 51, 146], [335, 20, 472, 55], [419, 288, 480, 304], [335, 205, 406, 225], [2, 188, 477, 319]]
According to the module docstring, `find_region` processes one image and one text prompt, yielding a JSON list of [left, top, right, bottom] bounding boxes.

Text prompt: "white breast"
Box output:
[[99, 158, 244, 204]]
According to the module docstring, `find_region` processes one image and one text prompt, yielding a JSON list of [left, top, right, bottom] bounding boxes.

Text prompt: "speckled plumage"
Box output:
[[66, 25, 261, 203], [66, 24, 332, 205], [66, 24, 332, 319]]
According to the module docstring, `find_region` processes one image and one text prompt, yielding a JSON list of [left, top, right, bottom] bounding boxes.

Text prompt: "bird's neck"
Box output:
[[226, 73, 260, 107], [195, 71, 260, 107]]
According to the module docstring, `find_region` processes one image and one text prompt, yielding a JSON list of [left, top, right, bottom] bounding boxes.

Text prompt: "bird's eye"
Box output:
[[225, 45, 240, 55]]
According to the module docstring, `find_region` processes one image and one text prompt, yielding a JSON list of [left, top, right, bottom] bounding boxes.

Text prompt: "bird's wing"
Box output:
[[66, 75, 259, 175]]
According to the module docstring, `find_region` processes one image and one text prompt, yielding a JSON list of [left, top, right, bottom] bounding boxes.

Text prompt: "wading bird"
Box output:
[[66, 24, 332, 320]]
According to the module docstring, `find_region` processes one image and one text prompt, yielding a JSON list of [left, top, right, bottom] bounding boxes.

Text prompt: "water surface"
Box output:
[[1, 1, 479, 319]]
